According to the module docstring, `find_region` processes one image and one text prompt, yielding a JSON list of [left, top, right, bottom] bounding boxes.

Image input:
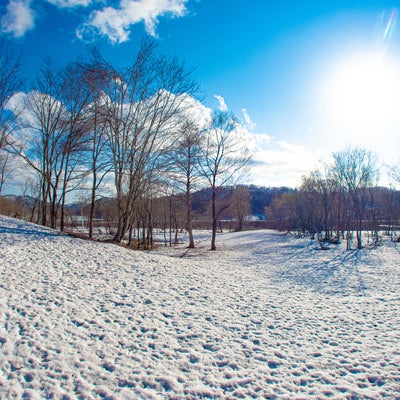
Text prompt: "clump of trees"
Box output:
[[266, 147, 400, 249], [0, 39, 251, 250]]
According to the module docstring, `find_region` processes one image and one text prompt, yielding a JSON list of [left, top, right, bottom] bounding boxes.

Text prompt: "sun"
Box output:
[[323, 53, 400, 133]]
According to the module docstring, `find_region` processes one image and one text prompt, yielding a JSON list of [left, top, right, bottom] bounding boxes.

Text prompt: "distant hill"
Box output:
[[1, 185, 294, 221], [190, 185, 293, 219], [3, 194, 37, 210], [246, 185, 293, 219]]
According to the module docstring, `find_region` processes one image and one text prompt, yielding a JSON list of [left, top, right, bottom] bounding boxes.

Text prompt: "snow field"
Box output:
[[0, 215, 399, 399]]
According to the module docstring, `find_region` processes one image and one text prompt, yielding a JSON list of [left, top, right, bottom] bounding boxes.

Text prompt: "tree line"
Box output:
[[0, 39, 251, 250], [266, 147, 400, 249]]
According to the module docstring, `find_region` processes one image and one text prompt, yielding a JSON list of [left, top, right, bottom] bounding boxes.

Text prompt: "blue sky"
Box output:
[[2, 0, 400, 187]]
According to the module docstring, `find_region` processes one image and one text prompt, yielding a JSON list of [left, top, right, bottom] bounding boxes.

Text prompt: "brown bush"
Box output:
[[0, 197, 29, 219]]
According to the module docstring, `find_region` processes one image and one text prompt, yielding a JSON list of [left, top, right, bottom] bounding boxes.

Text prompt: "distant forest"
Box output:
[[0, 185, 291, 230]]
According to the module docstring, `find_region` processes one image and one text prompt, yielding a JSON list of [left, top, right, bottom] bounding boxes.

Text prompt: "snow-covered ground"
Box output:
[[0, 215, 399, 399]]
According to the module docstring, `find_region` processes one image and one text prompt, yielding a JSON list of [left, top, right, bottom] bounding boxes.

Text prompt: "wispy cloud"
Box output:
[[78, 0, 188, 43], [213, 94, 228, 112], [1, 0, 35, 37]]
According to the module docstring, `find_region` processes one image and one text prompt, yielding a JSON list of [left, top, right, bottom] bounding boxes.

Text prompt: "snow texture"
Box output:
[[0, 215, 399, 399]]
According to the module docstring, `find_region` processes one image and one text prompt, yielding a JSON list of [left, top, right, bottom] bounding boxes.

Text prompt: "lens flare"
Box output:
[[376, 9, 398, 59]]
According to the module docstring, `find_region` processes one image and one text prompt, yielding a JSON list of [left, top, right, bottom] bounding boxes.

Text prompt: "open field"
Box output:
[[0, 215, 399, 399]]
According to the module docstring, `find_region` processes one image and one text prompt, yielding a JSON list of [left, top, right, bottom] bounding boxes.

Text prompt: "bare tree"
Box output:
[[0, 151, 11, 194], [199, 110, 251, 250], [95, 41, 198, 243], [295, 169, 341, 244], [386, 162, 400, 239], [330, 147, 379, 249], [229, 186, 251, 231], [9, 61, 93, 229], [165, 119, 203, 248], [265, 192, 296, 231], [84, 97, 112, 239], [295, 174, 324, 239], [57, 62, 94, 230], [10, 62, 68, 227], [0, 40, 24, 194], [58, 62, 114, 238], [389, 161, 400, 187]]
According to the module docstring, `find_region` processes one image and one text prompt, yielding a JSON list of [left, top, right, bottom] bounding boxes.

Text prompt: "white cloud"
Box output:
[[1, 0, 35, 38], [46, 0, 92, 7], [248, 139, 329, 188], [213, 94, 228, 112], [78, 0, 188, 43], [254, 132, 272, 147], [0, 156, 36, 195], [241, 108, 256, 130], [180, 94, 212, 129]]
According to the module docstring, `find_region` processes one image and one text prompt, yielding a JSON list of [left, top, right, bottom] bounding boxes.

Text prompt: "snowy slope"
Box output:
[[0, 215, 399, 399]]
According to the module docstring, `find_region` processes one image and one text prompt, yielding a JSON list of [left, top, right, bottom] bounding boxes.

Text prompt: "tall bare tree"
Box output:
[[11, 62, 68, 227], [165, 119, 203, 248], [199, 110, 251, 250], [57, 62, 94, 230], [95, 40, 198, 243], [9, 61, 92, 229], [0, 40, 24, 194], [68, 61, 115, 238]]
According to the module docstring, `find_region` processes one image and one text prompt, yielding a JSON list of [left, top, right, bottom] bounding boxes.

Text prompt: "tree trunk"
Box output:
[[346, 231, 351, 250], [88, 180, 96, 240], [89, 192, 96, 239], [237, 215, 243, 232], [41, 179, 48, 227], [186, 185, 194, 248], [357, 229, 362, 249], [211, 187, 217, 251]]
